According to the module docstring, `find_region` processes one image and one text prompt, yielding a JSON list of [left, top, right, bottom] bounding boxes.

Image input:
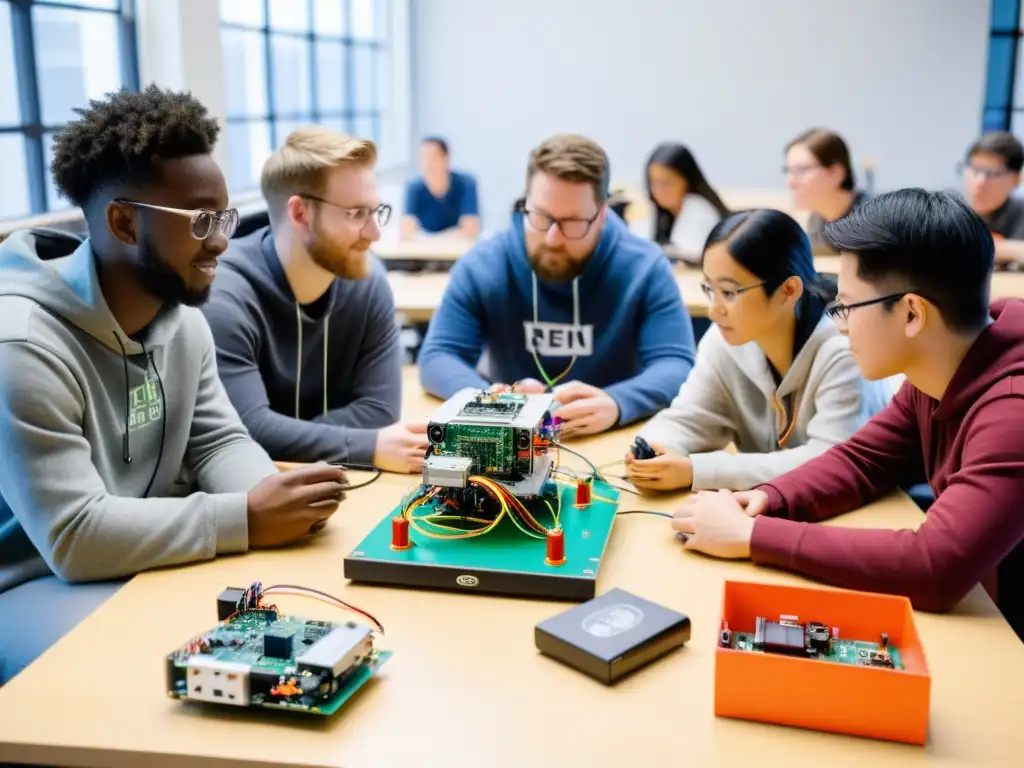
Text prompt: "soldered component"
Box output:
[[296, 622, 373, 678]]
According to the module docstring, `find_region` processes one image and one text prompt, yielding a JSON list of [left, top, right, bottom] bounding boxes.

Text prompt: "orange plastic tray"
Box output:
[[714, 580, 931, 745]]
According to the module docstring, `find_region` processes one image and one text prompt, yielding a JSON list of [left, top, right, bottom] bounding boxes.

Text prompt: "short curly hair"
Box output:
[[51, 84, 221, 208]]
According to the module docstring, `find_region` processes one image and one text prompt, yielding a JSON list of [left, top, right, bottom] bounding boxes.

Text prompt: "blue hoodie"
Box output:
[[418, 211, 696, 425]]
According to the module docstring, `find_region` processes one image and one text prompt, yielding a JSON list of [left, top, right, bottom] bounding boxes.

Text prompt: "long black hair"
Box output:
[[703, 209, 836, 357], [646, 142, 730, 244]]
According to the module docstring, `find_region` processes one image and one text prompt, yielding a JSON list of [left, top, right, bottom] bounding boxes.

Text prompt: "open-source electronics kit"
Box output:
[[715, 580, 931, 745], [343, 389, 622, 600], [166, 581, 391, 716]]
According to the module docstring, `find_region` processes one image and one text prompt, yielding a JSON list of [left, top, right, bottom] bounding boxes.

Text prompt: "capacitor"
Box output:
[[720, 621, 732, 648], [880, 632, 888, 648], [390, 515, 412, 550], [545, 527, 566, 566], [574, 478, 591, 508]]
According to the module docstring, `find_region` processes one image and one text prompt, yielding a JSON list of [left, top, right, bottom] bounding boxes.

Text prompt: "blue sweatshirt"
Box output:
[[418, 211, 696, 425]]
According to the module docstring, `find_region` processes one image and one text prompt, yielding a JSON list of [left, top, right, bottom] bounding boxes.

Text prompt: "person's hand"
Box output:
[[623, 442, 692, 491], [671, 489, 756, 559], [733, 489, 770, 517], [373, 420, 430, 474], [550, 381, 620, 437], [247, 463, 347, 547], [491, 378, 546, 394]]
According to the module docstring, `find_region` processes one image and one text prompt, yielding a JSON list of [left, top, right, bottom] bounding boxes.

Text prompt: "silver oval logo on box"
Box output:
[[456, 574, 479, 587], [581, 604, 644, 638]]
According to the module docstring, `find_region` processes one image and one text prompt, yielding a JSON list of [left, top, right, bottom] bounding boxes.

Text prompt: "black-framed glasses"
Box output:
[[114, 199, 239, 240], [297, 193, 392, 227], [514, 199, 600, 240], [699, 280, 766, 306], [824, 292, 909, 323]]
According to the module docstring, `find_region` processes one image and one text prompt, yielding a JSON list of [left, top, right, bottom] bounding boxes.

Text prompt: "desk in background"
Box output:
[[0, 367, 1022, 768]]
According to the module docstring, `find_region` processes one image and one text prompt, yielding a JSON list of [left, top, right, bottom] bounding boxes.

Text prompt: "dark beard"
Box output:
[[528, 245, 587, 284], [136, 236, 210, 307]]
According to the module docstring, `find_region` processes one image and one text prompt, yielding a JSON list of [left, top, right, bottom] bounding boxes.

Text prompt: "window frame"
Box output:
[[220, 0, 387, 193], [1, 0, 140, 217], [982, 0, 1023, 132]]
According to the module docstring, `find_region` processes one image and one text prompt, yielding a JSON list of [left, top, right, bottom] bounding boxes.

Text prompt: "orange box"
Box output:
[[714, 580, 931, 745]]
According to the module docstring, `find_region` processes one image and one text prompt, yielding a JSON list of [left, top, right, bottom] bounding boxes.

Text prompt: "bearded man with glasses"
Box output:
[[203, 126, 428, 475], [0, 87, 348, 685], [418, 133, 696, 437]]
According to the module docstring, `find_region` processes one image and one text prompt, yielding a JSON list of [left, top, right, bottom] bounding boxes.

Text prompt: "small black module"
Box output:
[[263, 628, 296, 659], [762, 620, 806, 657], [217, 587, 247, 621], [535, 588, 690, 685]]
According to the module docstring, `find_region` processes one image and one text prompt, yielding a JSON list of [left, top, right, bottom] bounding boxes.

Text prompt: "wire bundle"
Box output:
[[222, 580, 385, 634], [403, 476, 561, 541]]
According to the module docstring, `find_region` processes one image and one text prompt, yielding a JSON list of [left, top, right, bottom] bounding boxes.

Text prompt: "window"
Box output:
[[0, 0, 139, 221], [220, 0, 392, 193], [983, 0, 1023, 133]]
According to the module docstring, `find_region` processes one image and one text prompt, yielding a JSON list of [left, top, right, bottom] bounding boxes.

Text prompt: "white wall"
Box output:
[[411, 0, 990, 230]]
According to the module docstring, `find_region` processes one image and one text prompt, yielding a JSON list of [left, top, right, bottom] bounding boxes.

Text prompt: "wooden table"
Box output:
[[1, 369, 1022, 767], [390, 260, 1024, 323], [373, 236, 476, 262]]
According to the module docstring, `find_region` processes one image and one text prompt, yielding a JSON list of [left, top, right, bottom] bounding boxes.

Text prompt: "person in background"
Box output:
[[0, 86, 347, 684], [400, 137, 480, 240], [673, 189, 1024, 642], [626, 209, 888, 492], [641, 142, 730, 264], [961, 131, 1024, 270], [785, 128, 869, 254], [203, 126, 428, 474], [418, 134, 696, 437]]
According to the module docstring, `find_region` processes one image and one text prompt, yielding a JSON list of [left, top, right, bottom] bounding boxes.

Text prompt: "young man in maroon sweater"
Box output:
[[673, 188, 1024, 640]]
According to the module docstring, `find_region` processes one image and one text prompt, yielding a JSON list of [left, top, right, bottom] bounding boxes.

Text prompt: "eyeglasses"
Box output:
[[824, 292, 909, 324], [782, 163, 820, 177], [298, 193, 392, 227], [515, 200, 600, 240], [699, 280, 766, 306], [114, 199, 239, 240], [957, 161, 1013, 181]]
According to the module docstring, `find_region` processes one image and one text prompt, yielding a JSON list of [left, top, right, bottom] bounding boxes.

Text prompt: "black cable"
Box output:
[[550, 441, 605, 480], [343, 469, 383, 491], [325, 461, 384, 491], [617, 510, 672, 518]]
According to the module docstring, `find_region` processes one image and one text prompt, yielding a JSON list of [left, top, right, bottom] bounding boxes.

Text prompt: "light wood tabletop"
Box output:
[[1, 368, 1022, 767], [390, 260, 1024, 323]]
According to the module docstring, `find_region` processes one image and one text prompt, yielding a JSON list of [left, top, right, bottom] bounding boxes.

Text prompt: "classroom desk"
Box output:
[[1, 368, 1022, 767], [390, 261, 1024, 323], [372, 236, 476, 262]]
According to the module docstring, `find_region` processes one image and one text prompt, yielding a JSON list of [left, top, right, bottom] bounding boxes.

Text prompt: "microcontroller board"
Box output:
[[720, 615, 903, 670], [166, 608, 391, 716]]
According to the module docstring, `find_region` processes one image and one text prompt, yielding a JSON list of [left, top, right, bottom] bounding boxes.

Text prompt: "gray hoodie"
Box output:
[[638, 316, 891, 491], [0, 230, 279, 594]]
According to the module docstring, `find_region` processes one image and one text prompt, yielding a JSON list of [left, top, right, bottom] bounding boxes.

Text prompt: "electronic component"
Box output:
[[263, 627, 296, 659], [422, 455, 474, 488], [631, 436, 657, 460], [184, 657, 250, 707], [295, 622, 373, 678], [217, 587, 246, 621], [535, 588, 691, 684], [729, 614, 904, 670]]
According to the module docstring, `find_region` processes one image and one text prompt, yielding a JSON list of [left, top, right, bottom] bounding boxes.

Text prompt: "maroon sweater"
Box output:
[[751, 299, 1024, 634]]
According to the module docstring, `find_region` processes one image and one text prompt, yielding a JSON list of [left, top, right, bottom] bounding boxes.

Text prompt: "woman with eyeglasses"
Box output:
[[784, 129, 870, 254], [635, 142, 730, 265], [625, 209, 889, 492]]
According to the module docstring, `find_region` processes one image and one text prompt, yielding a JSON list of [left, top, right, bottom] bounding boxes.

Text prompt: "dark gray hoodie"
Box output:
[[0, 230, 279, 594], [201, 227, 401, 466]]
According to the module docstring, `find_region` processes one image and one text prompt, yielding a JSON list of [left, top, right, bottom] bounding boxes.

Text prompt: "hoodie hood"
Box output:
[[0, 229, 181, 355], [934, 298, 1024, 420]]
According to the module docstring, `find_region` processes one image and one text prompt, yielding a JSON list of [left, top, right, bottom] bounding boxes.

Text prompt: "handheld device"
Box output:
[[631, 436, 657, 461]]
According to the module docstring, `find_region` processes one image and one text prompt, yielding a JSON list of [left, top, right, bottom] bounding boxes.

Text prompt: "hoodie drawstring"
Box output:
[[294, 302, 330, 418], [529, 272, 579, 390], [113, 332, 167, 497], [771, 392, 799, 448]]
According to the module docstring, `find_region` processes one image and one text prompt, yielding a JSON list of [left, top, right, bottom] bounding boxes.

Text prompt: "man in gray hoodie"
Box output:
[[0, 86, 347, 684]]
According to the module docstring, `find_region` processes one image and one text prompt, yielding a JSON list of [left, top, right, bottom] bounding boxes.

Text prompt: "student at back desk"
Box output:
[[401, 137, 480, 241], [960, 131, 1024, 271]]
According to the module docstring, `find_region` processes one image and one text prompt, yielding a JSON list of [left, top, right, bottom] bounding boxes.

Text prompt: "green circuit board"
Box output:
[[166, 611, 391, 716], [733, 632, 904, 670], [434, 423, 517, 474]]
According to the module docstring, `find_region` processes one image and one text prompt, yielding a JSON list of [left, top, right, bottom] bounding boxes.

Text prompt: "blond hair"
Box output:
[[261, 125, 377, 219], [526, 134, 609, 203]]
